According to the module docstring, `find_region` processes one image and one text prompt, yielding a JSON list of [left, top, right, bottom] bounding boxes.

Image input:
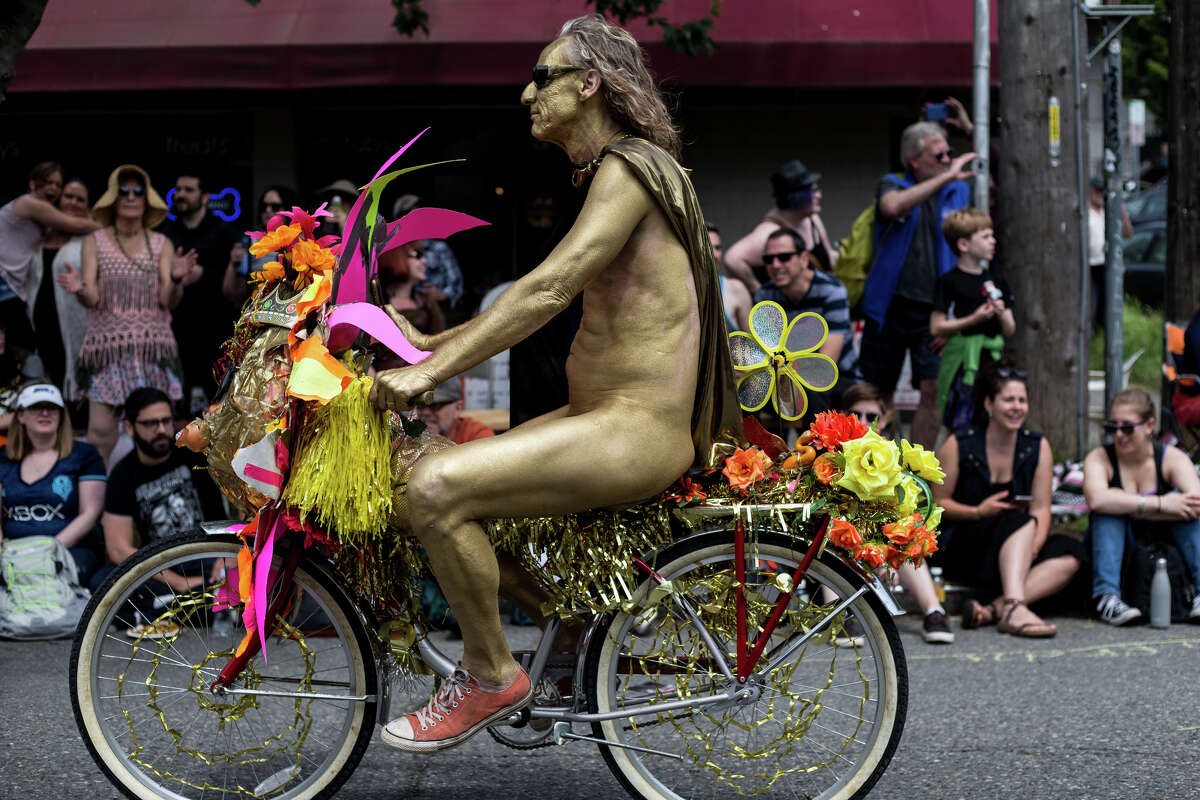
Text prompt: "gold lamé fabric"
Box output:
[[604, 137, 743, 469]]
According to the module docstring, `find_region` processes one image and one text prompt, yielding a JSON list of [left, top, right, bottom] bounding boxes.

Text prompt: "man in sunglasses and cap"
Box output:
[[370, 13, 740, 753], [859, 121, 977, 449]]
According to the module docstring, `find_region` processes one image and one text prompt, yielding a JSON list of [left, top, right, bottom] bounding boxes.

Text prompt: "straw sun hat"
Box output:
[[92, 164, 168, 229]]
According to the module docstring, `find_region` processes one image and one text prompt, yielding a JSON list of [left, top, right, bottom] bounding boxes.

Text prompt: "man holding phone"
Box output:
[[858, 120, 976, 449]]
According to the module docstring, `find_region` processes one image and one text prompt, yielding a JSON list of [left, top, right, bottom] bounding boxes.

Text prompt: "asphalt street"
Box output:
[[2, 614, 1197, 800]]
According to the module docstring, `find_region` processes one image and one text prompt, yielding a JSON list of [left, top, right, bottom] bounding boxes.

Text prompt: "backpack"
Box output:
[[1122, 528, 1194, 622], [0, 536, 90, 640], [834, 174, 901, 311]]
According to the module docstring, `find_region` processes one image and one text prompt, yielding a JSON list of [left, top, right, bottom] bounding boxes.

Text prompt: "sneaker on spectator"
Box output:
[[381, 665, 533, 753], [1095, 593, 1141, 626], [1190, 594, 1200, 622], [922, 610, 955, 644], [834, 617, 866, 647]]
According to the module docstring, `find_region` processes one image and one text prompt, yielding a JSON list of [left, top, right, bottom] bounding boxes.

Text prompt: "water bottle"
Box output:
[[930, 566, 946, 605], [1150, 557, 1171, 629]]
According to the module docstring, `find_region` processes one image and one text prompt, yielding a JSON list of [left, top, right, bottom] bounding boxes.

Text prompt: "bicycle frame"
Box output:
[[197, 515, 903, 728]]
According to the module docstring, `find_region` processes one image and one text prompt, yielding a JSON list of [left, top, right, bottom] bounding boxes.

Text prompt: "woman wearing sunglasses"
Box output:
[[1082, 387, 1200, 625], [58, 165, 197, 465], [222, 185, 299, 307], [372, 238, 447, 371], [934, 362, 1083, 637]]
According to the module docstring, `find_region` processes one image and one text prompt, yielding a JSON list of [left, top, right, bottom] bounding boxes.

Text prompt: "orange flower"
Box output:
[[827, 518, 862, 551], [249, 260, 286, 286], [249, 223, 302, 258], [289, 237, 337, 277], [664, 476, 707, 506], [722, 447, 773, 492], [884, 545, 905, 570], [882, 517, 916, 547], [809, 411, 869, 452], [812, 452, 841, 485], [854, 543, 886, 569]]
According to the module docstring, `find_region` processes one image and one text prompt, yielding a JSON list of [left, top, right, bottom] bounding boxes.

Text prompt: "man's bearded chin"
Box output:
[[133, 430, 173, 458]]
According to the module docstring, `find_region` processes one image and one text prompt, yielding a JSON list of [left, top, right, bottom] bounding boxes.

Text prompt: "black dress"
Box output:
[[937, 425, 1087, 595]]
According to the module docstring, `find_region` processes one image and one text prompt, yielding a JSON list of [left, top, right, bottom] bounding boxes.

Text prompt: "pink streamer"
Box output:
[[253, 515, 285, 663], [244, 463, 284, 488], [379, 208, 490, 255], [326, 303, 431, 365]]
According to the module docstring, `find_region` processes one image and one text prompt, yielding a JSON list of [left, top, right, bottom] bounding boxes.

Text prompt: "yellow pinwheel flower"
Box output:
[[728, 301, 838, 421]]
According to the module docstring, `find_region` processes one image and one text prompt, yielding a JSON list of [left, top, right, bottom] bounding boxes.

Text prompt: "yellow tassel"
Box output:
[[283, 376, 393, 540]]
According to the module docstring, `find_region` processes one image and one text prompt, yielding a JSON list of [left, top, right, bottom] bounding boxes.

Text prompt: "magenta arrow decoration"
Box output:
[[380, 208, 490, 255], [326, 303, 432, 365]]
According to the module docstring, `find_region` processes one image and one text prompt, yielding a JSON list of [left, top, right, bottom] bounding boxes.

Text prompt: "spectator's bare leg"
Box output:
[[910, 379, 940, 449], [896, 561, 940, 613], [87, 401, 120, 465], [993, 520, 1053, 629], [1022, 555, 1081, 605]]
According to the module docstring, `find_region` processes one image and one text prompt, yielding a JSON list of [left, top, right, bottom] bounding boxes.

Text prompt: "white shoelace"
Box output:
[[414, 669, 472, 732]]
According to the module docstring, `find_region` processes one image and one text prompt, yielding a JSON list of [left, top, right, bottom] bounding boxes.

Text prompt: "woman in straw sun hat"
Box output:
[[57, 164, 199, 464]]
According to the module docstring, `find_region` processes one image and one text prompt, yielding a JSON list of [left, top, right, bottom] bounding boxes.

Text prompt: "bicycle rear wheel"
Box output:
[[70, 531, 378, 800], [584, 529, 907, 800]]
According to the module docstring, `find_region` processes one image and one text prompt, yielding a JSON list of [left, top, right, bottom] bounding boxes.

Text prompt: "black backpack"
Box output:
[[1122, 528, 1194, 622]]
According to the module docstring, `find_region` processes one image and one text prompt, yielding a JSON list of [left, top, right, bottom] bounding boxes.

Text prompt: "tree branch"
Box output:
[[0, 0, 50, 105]]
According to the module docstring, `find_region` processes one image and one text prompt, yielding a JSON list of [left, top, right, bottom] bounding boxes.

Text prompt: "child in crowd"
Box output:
[[930, 209, 1015, 433]]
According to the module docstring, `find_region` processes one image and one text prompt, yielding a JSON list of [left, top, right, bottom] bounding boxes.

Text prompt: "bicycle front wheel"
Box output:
[[70, 531, 378, 800], [584, 529, 907, 800]]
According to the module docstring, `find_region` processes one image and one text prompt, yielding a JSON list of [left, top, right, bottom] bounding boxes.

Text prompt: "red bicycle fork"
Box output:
[[633, 514, 830, 686]]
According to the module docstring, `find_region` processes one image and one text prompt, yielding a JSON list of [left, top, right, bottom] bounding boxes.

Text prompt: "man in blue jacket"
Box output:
[[859, 121, 976, 448]]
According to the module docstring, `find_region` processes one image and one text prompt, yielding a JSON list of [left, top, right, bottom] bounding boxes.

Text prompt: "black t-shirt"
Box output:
[[933, 268, 1013, 339], [105, 449, 225, 542], [157, 214, 242, 387], [877, 176, 939, 305]]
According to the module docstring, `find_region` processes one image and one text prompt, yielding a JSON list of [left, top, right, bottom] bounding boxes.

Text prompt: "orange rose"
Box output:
[[882, 518, 916, 547], [250, 260, 286, 286], [249, 223, 302, 258], [722, 447, 773, 492], [812, 452, 841, 485], [809, 411, 869, 452], [854, 543, 886, 569], [827, 518, 862, 551], [884, 545, 905, 570]]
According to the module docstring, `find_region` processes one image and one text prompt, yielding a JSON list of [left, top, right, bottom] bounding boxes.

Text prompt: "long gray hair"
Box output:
[[557, 14, 681, 160]]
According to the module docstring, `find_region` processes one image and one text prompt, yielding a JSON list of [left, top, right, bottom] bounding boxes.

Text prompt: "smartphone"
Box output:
[[1011, 494, 1033, 508], [925, 102, 950, 121]]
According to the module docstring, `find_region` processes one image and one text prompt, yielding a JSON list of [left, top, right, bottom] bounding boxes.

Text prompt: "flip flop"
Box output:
[[996, 598, 1057, 638]]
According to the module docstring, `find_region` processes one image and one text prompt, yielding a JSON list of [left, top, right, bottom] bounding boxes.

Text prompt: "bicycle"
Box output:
[[70, 507, 907, 800]]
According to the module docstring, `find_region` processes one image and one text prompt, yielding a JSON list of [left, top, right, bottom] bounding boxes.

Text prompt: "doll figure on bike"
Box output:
[[370, 14, 742, 753]]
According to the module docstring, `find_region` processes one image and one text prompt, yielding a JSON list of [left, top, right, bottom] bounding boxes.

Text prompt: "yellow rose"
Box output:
[[837, 430, 902, 503], [896, 473, 920, 517], [901, 440, 946, 484], [923, 505, 944, 531]]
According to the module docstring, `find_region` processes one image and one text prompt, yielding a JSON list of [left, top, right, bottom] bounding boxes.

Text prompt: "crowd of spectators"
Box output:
[[1, 100, 1197, 642]]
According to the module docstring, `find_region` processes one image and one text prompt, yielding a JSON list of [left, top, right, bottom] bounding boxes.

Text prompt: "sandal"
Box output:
[[996, 598, 1057, 638], [961, 598, 997, 630]]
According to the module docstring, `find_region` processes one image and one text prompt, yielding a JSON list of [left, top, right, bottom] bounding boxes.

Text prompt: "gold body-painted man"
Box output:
[[370, 14, 740, 753]]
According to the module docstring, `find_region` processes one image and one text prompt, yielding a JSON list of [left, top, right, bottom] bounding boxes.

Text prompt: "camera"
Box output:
[[982, 280, 1003, 302]]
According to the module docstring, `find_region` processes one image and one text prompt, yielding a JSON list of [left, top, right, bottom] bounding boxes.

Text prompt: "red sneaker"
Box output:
[[381, 665, 533, 753]]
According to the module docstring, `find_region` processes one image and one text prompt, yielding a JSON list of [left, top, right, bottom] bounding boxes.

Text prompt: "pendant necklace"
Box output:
[[112, 227, 156, 286], [571, 132, 630, 189]]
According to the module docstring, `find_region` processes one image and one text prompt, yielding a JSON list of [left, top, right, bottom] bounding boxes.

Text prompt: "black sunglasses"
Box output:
[[762, 252, 799, 265], [1103, 418, 1150, 435], [532, 65, 584, 89], [995, 367, 1027, 379], [850, 410, 881, 424], [262, 201, 283, 211], [407, 248, 426, 259], [930, 148, 954, 162], [118, 186, 146, 197]]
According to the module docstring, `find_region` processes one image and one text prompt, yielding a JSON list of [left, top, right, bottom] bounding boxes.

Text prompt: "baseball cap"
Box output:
[[17, 383, 64, 409], [430, 379, 462, 405], [770, 160, 822, 195], [1089, 175, 1105, 189]]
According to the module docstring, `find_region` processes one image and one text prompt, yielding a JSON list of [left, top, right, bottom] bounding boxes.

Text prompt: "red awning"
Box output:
[[14, 0, 997, 92]]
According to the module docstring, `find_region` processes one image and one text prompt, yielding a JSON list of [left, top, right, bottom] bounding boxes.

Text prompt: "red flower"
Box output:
[[812, 452, 841, 485], [827, 518, 863, 551], [884, 545, 905, 570], [663, 476, 708, 506], [882, 517, 916, 547], [854, 543, 886, 569], [722, 447, 773, 493], [809, 411, 869, 452]]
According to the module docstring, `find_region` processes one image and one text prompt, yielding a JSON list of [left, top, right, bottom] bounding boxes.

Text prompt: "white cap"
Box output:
[[16, 383, 64, 409]]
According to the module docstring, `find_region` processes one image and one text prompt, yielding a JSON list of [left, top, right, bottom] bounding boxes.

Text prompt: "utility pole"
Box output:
[[997, 0, 1086, 455], [1102, 32, 1125, 411], [1167, 0, 1200, 323], [972, 0, 990, 211]]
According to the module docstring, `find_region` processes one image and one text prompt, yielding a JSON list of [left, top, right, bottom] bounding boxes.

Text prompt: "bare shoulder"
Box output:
[[1162, 445, 1200, 489], [1082, 446, 1111, 476]]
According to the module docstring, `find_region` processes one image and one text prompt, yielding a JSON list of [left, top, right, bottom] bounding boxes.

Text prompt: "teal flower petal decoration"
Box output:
[[728, 301, 839, 421]]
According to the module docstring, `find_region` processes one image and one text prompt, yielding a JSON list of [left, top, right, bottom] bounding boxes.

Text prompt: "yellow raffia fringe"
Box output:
[[283, 376, 393, 539]]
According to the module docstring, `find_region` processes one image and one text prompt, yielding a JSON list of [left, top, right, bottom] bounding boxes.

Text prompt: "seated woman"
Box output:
[[933, 363, 1083, 637], [841, 382, 953, 643], [374, 239, 447, 372], [1082, 387, 1200, 625], [0, 383, 105, 586]]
